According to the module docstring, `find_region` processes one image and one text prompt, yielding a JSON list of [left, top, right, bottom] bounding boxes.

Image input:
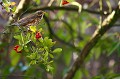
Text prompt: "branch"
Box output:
[[28, 6, 108, 15], [63, 2, 120, 79], [113, 24, 120, 26]]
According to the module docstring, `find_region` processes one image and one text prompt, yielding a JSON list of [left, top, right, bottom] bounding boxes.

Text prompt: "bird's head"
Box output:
[[36, 10, 45, 17]]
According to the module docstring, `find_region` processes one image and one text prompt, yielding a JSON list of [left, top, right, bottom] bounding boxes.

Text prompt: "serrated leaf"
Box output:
[[30, 26, 36, 33], [53, 48, 62, 53]]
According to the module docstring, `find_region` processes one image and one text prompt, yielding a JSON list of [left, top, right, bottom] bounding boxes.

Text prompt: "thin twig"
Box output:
[[113, 24, 120, 26]]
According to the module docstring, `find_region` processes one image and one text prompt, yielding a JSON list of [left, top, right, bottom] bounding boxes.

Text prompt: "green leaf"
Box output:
[[17, 45, 23, 51], [49, 53, 54, 58], [44, 51, 48, 61], [2, 0, 9, 3], [38, 28, 43, 32], [43, 37, 55, 48], [63, 48, 72, 66], [46, 65, 54, 72], [27, 52, 40, 60], [53, 48, 62, 53], [33, 0, 40, 5], [11, 6, 16, 13], [14, 35, 21, 40], [30, 26, 36, 33], [108, 42, 120, 56], [29, 60, 37, 65], [25, 40, 31, 45], [48, 61, 53, 64], [10, 50, 21, 66], [73, 69, 82, 79], [5, 6, 10, 12]]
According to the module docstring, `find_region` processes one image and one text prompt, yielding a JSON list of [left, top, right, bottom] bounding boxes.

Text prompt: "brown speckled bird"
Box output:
[[11, 10, 45, 27]]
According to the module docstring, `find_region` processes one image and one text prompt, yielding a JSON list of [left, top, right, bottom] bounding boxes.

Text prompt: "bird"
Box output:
[[11, 10, 45, 27]]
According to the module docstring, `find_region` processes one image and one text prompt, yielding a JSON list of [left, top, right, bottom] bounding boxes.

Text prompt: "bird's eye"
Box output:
[[37, 11, 43, 16]]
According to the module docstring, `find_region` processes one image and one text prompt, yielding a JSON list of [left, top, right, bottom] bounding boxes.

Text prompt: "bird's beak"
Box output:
[[43, 11, 46, 14]]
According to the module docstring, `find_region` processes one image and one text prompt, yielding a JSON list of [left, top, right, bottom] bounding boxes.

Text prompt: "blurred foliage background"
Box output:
[[0, 0, 120, 79]]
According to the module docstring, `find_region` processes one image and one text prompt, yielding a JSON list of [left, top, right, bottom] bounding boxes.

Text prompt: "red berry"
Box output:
[[14, 45, 22, 53], [62, 0, 69, 5], [35, 31, 42, 40]]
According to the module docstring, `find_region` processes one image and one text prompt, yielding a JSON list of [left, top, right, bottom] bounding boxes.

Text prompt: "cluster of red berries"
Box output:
[[35, 31, 42, 40]]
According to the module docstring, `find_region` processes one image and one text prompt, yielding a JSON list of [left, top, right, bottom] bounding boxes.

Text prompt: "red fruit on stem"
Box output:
[[14, 45, 22, 53], [35, 31, 42, 40], [62, 0, 69, 5]]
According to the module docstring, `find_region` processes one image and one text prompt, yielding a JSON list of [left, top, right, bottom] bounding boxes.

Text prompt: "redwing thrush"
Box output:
[[11, 10, 45, 27]]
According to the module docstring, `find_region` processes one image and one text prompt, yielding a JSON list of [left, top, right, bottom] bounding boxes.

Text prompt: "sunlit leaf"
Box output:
[[33, 0, 40, 5], [29, 60, 37, 65], [30, 26, 36, 33], [46, 65, 54, 72], [10, 50, 21, 66], [11, 6, 16, 12], [27, 52, 40, 60], [43, 37, 56, 48], [73, 69, 82, 79], [53, 48, 62, 54], [49, 53, 54, 58], [44, 51, 48, 61], [14, 35, 21, 40], [10, 2, 16, 6]]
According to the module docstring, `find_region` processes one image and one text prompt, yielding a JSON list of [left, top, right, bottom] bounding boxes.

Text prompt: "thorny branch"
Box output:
[[63, 2, 120, 79]]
